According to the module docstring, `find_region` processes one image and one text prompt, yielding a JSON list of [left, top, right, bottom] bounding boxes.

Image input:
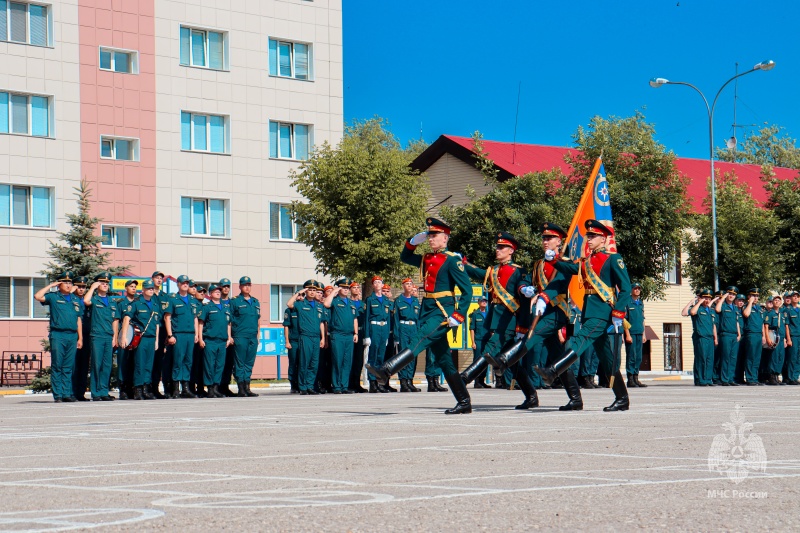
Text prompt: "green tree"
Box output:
[[684, 172, 783, 292], [763, 166, 800, 289], [404, 138, 429, 160], [40, 179, 130, 281], [290, 118, 429, 283], [716, 124, 800, 169]]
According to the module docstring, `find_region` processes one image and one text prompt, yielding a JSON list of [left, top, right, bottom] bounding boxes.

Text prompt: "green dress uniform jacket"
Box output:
[[294, 300, 324, 391], [525, 255, 571, 383], [717, 302, 740, 384], [123, 297, 161, 387], [328, 295, 357, 392], [198, 302, 231, 386], [87, 293, 118, 398], [394, 295, 421, 380], [743, 303, 766, 383], [230, 295, 261, 383], [41, 292, 82, 400], [164, 294, 200, 383]]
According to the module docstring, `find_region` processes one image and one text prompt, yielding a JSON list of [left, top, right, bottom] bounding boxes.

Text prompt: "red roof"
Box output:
[[413, 135, 799, 213]]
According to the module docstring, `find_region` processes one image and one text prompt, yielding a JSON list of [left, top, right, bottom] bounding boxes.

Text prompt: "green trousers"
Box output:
[[133, 336, 156, 387], [743, 332, 763, 383], [330, 332, 353, 392], [203, 339, 227, 386], [405, 314, 456, 377], [564, 317, 619, 378], [90, 335, 113, 398], [287, 337, 299, 385], [397, 324, 418, 380], [171, 332, 195, 382], [299, 334, 321, 391], [769, 333, 785, 374], [693, 335, 714, 385], [625, 334, 644, 375], [719, 334, 738, 384], [524, 310, 566, 386], [233, 336, 258, 383], [50, 332, 77, 400]]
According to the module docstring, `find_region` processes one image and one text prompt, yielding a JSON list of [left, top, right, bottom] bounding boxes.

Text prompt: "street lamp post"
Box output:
[[649, 60, 775, 293]]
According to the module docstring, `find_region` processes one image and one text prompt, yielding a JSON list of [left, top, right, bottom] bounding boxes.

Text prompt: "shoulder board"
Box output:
[[444, 251, 458, 257], [170, 292, 176, 297]]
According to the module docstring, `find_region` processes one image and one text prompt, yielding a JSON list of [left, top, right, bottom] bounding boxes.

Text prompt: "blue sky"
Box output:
[[343, 0, 798, 161]]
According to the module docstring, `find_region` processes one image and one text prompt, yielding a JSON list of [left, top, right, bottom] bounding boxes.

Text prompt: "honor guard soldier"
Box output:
[[459, 232, 538, 409], [120, 279, 161, 400], [364, 275, 393, 393], [83, 272, 118, 400], [683, 289, 717, 386], [393, 278, 422, 392], [230, 276, 261, 397], [784, 291, 800, 385], [323, 279, 358, 394], [287, 281, 326, 394], [714, 286, 742, 386], [35, 272, 83, 403], [197, 284, 233, 398], [742, 288, 766, 385], [164, 275, 200, 398], [763, 294, 785, 385], [625, 282, 647, 388], [71, 276, 91, 401], [190, 285, 208, 396], [468, 296, 490, 388], [348, 282, 368, 393], [115, 279, 139, 399], [367, 217, 474, 414], [283, 292, 303, 393], [534, 219, 633, 411]]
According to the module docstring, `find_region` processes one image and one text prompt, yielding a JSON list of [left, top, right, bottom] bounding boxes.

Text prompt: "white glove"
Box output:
[[394, 342, 399, 350], [515, 332, 525, 340], [447, 316, 461, 327], [410, 232, 428, 246], [363, 337, 371, 346], [535, 299, 548, 316], [612, 317, 623, 332], [520, 286, 536, 298], [544, 249, 556, 261]]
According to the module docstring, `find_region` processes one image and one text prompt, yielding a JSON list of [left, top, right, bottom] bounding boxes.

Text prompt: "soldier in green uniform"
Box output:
[[35, 272, 83, 403], [534, 219, 633, 412], [216, 278, 237, 397], [367, 218, 474, 414], [197, 284, 233, 398], [574, 300, 599, 389], [459, 232, 538, 410], [120, 279, 161, 400], [624, 282, 647, 388], [762, 294, 784, 385], [114, 279, 139, 399], [714, 286, 742, 386], [733, 293, 748, 383], [82, 272, 118, 400], [323, 279, 358, 394], [364, 276, 393, 393], [348, 282, 368, 393], [468, 296, 490, 388], [190, 285, 208, 397], [284, 292, 303, 393], [394, 278, 422, 392], [70, 276, 91, 401], [317, 286, 334, 393], [741, 288, 766, 385], [148, 271, 169, 399], [683, 289, 717, 386], [230, 276, 261, 397], [287, 280, 326, 394], [164, 275, 200, 398], [711, 290, 723, 384], [784, 291, 800, 385]]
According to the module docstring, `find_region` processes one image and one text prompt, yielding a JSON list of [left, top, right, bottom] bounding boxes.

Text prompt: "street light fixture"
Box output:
[[649, 60, 776, 293]]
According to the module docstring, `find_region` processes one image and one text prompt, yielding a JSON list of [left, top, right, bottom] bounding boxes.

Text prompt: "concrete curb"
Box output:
[[0, 389, 33, 396]]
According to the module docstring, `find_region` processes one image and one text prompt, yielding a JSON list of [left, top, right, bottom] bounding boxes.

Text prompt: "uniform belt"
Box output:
[[768, 327, 779, 330], [583, 288, 598, 295], [399, 320, 416, 325], [369, 321, 387, 326], [424, 291, 454, 298]]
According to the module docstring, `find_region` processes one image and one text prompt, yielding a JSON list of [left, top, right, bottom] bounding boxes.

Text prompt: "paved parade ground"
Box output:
[[0, 382, 798, 532]]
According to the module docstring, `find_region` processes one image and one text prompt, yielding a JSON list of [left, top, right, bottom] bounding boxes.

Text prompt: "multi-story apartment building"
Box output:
[[0, 0, 343, 377]]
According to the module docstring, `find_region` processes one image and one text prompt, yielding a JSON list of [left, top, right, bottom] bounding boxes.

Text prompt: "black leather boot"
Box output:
[[133, 386, 144, 400], [559, 369, 584, 411], [634, 374, 647, 388], [400, 379, 411, 392], [245, 382, 259, 397], [514, 368, 539, 410], [444, 373, 472, 414], [603, 371, 630, 412], [409, 379, 421, 392], [180, 381, 197, 398], [534, 350, 579, 386], [171, 382, 181, 399], [460, 357, 489, 385], [385, 379, 397, 392], [369, 381, 378, 393], [118, 383, 129, 400], [143, 384, 156, 400], [365, 348, 416, 383], [627, 372, 638, 388], [434, 377, 448, 392], [375, 381, 389, 393], [484, 338, 527, 375], [237, 382, 248, 397], [427, 376, 438, 392], [474, 378, 489, 389]]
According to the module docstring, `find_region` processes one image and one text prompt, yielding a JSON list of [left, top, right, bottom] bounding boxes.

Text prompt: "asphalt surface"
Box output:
[[0, 382, 798, 532]]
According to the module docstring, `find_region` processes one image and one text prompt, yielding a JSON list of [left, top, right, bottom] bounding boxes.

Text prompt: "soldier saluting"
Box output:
[[367, 217, 474, 414]]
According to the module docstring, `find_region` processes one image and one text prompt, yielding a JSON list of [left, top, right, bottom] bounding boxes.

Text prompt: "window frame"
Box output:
[[0, 90, 53, 138], [268, 202, 300, 242], [269, 121, 312, 161], [180, 111, 230, 155], [0, 276, 49, 320], [269, 284, 303, 323], [269, 38, 313, 81], [663, 323, 683, 371], [663, 250, 681, 285], [98, 46, 140, 74], [179, 24, 229, 71], [180, 196, 230, 239], [99, 135, 140, 162], [0, 182, 54, 229], [1, 1, 52, 47], [100, 224, 140, 250]]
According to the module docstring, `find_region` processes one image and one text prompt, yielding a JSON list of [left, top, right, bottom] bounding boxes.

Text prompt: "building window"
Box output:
[[179, 25, 227, 70], [663, 251, 681, 285], [270, 284, 302, 322], [181, 112, 228, 154], [268, 39, 311, 80], [663, 323, 682, 371], [269, 121, 311, 160], [101, 225, 139, 249], [0, 184, 52, 228], [0, 277, 48, 319], [100, 136, 139, 161], [0, 1, 49, 47], [269, 202, 299, 241], [0, 91, 50, 137], [99, 47, 138, 74], [180, 197, 228, 238]]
